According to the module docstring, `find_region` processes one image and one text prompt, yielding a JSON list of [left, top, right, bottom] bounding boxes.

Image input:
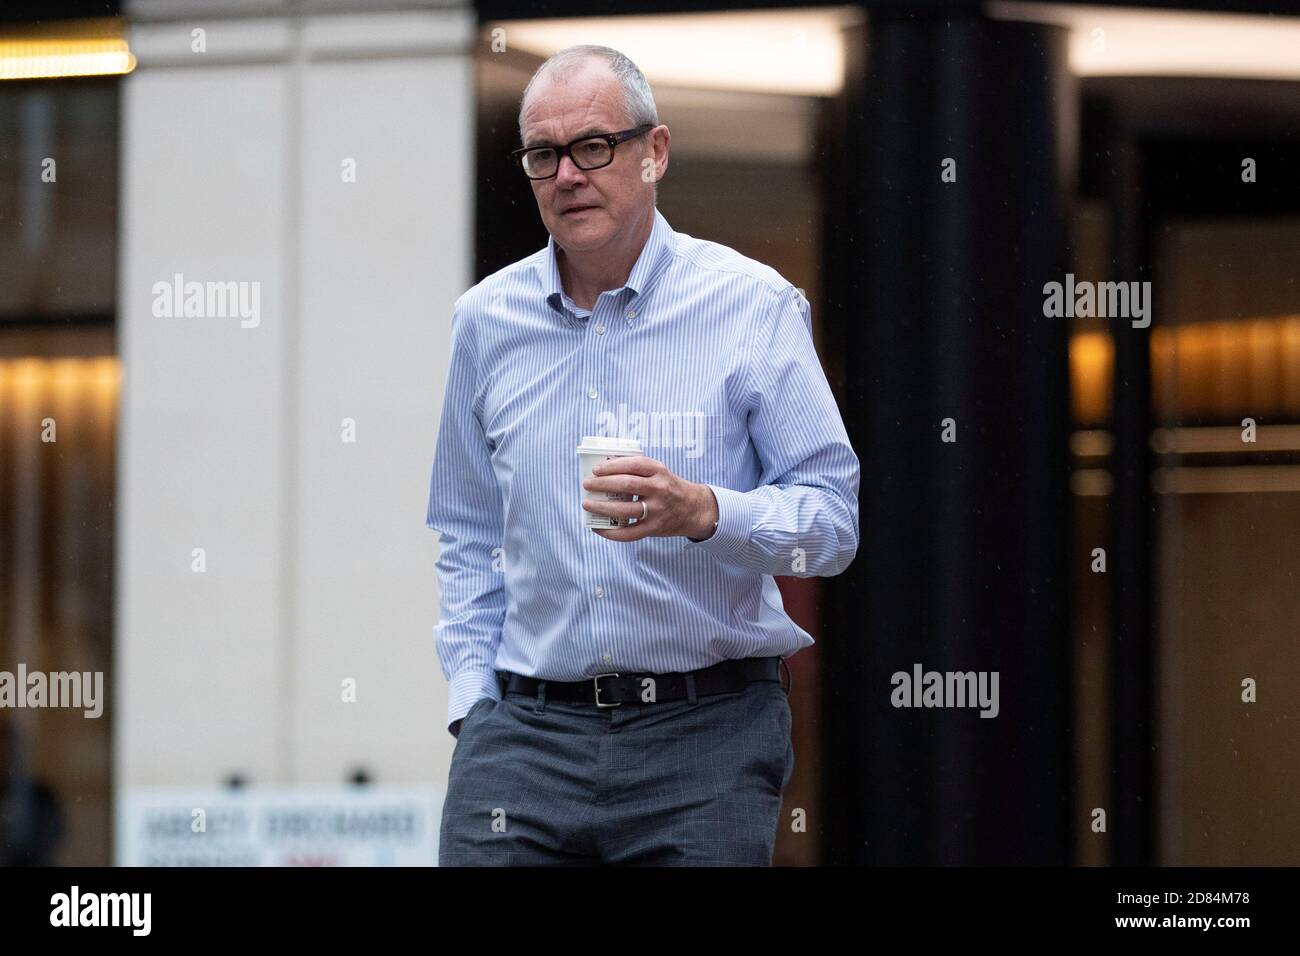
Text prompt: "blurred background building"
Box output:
[[1, 0, 1297, 865]]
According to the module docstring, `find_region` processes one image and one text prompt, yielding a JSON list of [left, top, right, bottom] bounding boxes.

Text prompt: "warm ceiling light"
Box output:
[[989, 2, 1300, 80], [490, 7, 861, 96], [0, 18, 136, 81]]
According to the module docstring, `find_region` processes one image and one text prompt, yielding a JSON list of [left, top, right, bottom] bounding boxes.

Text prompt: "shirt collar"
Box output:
[[541, 207, 677, 327]]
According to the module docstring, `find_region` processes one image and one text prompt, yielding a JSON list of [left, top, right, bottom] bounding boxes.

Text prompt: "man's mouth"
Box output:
[[562, 204, 598, 216]]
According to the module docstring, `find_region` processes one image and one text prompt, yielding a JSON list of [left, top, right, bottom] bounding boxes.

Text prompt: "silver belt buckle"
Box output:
[[592, 672, 622, 708]]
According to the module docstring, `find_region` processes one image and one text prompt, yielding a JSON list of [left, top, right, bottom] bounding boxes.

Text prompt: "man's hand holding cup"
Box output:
[[578, 443, 719, 542]]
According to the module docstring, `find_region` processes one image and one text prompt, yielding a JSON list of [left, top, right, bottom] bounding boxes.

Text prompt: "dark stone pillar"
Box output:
[[822, 10, 1074, 864]]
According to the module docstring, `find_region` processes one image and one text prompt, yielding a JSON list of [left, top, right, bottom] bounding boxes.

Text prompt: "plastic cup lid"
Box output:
[[575, 436, 643, 455]]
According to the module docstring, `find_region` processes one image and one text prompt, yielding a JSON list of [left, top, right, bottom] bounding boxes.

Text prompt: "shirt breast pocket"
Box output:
[[653, 413, 726, 485]]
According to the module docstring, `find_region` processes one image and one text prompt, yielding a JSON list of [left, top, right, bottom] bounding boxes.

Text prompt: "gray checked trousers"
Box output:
[[438, 672, 795, 866]]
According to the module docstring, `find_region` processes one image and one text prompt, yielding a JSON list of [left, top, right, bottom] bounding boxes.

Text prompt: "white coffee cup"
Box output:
[[575, 436, 644, 529]]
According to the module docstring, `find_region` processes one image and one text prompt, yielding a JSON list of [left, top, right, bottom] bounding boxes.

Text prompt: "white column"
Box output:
[[116, 0, 474, 797]]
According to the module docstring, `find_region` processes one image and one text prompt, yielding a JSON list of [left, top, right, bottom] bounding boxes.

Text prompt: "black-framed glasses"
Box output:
[[511, 124, 654, 180]]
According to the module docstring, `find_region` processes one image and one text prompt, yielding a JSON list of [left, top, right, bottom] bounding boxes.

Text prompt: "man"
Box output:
[[427, 44, 859, 866]]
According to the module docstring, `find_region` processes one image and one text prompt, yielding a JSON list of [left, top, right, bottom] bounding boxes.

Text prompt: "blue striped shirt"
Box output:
[[426, 207, 860, 732]]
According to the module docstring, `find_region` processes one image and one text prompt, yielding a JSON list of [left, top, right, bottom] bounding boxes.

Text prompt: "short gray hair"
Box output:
[[518, 45, 658, 141]]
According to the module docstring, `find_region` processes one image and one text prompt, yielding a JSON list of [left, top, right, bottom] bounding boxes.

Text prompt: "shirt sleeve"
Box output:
[[683, 284, 861, 577], [425, 300, 505, 736]]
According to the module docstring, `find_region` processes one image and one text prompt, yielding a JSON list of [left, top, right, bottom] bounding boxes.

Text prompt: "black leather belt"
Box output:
[[496, 656, 789, 707]]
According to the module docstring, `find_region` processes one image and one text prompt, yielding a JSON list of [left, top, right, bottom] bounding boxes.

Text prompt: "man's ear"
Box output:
[[642, 125, 670, 184], [653, 125, 670, 180]]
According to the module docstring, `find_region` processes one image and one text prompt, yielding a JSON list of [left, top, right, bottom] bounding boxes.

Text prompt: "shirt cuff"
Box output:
[[447, 667, 502, 734], [683, 484, 751, 561]]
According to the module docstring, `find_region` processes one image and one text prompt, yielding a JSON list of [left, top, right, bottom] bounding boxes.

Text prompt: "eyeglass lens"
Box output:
[[523, 138, 613, 178]]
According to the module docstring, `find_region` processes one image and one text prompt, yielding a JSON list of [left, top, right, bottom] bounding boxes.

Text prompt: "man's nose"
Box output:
[[554, 153, 587, 187]]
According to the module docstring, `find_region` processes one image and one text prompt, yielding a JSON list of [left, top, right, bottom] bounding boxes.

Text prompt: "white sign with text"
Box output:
[[116, 786, 441, 866]]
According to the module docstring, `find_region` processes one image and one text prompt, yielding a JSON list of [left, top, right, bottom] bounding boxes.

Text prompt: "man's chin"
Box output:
[[551, 217, 612, 250]]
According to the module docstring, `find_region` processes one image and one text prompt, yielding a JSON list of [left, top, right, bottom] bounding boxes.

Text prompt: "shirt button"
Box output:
[[587, 388, 598, 400], [626, 310, 636, 319], [602, 653, 612, 663], [594, 586, 605, 598], [594, 324, 606, 334]]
